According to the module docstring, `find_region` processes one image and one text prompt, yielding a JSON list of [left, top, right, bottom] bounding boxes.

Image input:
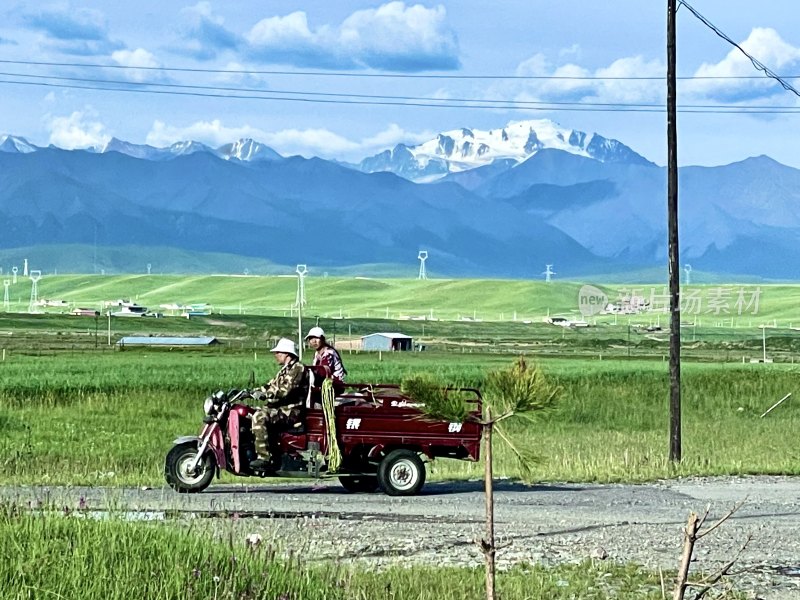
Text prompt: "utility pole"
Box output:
[[667, 0, 682, 462]]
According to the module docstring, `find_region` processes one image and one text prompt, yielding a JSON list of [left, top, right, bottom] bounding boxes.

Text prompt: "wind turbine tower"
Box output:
[[684, 264, 692, 285], [23, 259, 28, 277], [11, 266, 17, 284], [294, 264, 308, 308], [542, 264, 555, 283], [417, 251, 428, 280], [28, 270, 41, 313], [2, 280, 9, 311]]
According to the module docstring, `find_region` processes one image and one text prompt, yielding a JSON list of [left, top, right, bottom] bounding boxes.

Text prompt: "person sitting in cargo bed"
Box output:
[[305, 326, 347, 396]]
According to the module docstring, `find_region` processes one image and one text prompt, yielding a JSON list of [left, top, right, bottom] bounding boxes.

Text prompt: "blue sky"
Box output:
[[1, 1, 800, 167]]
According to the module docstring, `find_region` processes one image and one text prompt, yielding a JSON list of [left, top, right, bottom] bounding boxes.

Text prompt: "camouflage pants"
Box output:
[[251, 406, 302, 460]]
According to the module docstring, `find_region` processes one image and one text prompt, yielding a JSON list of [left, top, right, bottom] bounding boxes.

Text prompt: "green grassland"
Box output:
[[2, 274, 798, 365], [1, 310, 799, 367], [1, 502, 676, 600], [2, 274, 788, 323], [0, 276, 780, 600], [1, 275, 798, 483], [0, 276, 780, 599], [1, 350, 797, 486]]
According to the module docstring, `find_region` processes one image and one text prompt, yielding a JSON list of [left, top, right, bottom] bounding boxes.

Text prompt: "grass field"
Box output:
[[1, 349, 797, 486], [1, 501, 681, 600], [0, 287, 784, 599], [3, 308, 800, 365], [2, 274, 791, 324]]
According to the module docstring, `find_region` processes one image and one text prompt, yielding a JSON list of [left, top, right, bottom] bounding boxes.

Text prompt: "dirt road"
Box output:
[[3, 476, 799, 598]]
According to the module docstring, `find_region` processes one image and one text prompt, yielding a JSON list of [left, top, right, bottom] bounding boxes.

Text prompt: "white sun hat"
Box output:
[[270, 338, 298, 356], [305, 326, 325, 339]]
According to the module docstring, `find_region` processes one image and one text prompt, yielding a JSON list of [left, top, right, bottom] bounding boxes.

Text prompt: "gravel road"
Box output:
[[3, 476, 799, 599]]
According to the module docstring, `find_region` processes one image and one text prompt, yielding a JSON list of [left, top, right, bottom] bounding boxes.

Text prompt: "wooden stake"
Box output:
[[483, 407, 496, 600], [673, 512, 700, 600]]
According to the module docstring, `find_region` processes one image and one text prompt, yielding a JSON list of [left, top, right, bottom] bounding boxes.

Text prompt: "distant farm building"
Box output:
[[116, 336, 219, 348], [361, 332, 413, 351]]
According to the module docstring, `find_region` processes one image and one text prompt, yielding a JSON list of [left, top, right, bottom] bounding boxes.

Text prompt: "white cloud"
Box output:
[[697, 28, 800, 77], [46, 110, 110, 149], [244, 2, 458, 71], [264, 128, 360, 157], [111, 48, 163, 82], [246, 11, 315, 46], [687, 28, 800, 101], [594, 56, 664, 103], [146, 119, 266, 147], [360, 124, 434, 150], [212, 62, 267, 86], [512, 53, 663, 105], [112, 48, 160, 69], [515, 53, 549, 77], [267, 124, 437, 158], [339, 2, 458, 69], [511, 27, 800, 109]]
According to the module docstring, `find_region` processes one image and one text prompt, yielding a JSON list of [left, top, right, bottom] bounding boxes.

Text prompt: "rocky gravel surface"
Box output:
[[3, 476, 800, 599]]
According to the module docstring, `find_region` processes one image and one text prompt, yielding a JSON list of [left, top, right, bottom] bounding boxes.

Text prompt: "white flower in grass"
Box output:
[[246, 533, 263, 547], [213, 576, 220, 584]]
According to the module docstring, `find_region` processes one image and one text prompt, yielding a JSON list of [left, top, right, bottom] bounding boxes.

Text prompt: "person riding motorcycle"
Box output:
[[305, 326, 347, 395], [249, 338, 308, 471]]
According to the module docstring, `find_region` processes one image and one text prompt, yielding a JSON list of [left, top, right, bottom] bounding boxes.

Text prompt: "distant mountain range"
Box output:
[[0, 133, 283, 163], [1, 119, 799, 279], [355, 119, 654, 182]]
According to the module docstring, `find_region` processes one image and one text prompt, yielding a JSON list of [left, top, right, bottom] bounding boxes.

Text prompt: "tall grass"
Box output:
[[0, 502, 684, 599], [1, 352, 798, 485]]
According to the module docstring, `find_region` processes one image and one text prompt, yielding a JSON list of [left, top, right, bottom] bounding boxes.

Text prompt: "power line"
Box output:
[[0, 57, 798, 81], [3, 69, 799, 111], [1, 77, 799, 114], [679, 0, 800, 98]]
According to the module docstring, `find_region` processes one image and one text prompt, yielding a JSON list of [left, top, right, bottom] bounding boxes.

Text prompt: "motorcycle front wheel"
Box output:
[[164, 442, 215, 493]]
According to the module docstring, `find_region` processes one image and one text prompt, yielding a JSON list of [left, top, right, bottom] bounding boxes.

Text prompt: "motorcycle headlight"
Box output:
[[203, 397, 215, 416]]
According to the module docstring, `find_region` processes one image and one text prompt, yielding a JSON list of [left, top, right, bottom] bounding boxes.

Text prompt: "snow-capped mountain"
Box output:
[[90, 138, 213, 160], [99, 138, 165, 160], [92, 137, 281, 162], [216, 138, 282, 162], [167, 140, 214, 157], [357, 119, 654, 181], [0, 134, 38, 154]]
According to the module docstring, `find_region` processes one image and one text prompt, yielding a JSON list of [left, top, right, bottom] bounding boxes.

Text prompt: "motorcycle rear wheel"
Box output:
[[164, 442, 215, 493]]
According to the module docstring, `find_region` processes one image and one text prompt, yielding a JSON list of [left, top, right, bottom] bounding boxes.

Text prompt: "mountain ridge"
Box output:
[[2, 120, 800, 278]]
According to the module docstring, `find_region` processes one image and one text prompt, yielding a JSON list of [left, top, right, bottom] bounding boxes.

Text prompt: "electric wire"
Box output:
[[3, 69, 799, 110], [0, 57, 797, 80], [678, 0, 800, 98], [1, 77, 799, 114]]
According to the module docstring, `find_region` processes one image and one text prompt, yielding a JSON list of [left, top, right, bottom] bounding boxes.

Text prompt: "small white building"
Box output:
[[361, 332, 413, 351]]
